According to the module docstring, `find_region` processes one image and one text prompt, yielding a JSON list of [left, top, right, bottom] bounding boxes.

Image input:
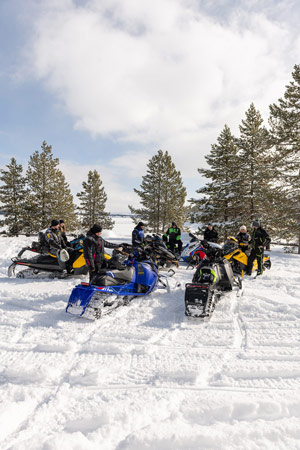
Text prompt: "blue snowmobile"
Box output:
[[66, 257, 165, 319]]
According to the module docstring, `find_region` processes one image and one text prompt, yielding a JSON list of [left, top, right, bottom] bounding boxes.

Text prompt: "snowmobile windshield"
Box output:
[[223, 240, 239, 254]]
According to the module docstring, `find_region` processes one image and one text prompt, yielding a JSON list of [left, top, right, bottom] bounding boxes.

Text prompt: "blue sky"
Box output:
[[0, 0, 299, 213]]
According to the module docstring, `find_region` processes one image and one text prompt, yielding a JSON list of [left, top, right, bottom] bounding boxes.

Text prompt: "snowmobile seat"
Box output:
[[217, 259, 234, 291], [18, 253, 58, 265], [91, 266, 135, 286]]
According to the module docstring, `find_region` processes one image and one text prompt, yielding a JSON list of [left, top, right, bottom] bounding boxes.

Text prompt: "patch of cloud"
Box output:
[[25, 1, 297, 136], [17, 0, 300, 208]]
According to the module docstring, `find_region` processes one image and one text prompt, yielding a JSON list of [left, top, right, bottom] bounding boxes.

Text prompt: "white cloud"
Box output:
[[20, 0, 300, 209]]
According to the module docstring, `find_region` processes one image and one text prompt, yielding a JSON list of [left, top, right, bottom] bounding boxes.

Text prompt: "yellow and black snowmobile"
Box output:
[[223, 237, 271, 277], [8, 236, 111, 279]]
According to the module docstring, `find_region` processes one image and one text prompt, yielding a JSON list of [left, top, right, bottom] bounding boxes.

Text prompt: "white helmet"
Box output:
[[240, 225, 247, 232]]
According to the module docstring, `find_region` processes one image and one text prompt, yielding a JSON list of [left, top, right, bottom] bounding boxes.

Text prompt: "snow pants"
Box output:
[[247, 247, 264, 275]]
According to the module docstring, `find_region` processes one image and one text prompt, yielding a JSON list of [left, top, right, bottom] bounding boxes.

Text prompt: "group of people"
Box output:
[[236, 221, 270, 276], [132, 220, 270, 277], [202, 221, 270, 276], [44, 220, 122, 278], [132, 221, 183, 253], [43, 217, 270, 280]]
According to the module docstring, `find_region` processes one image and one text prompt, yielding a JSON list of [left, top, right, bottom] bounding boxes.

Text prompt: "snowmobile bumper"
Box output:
[[184, 283, 220, 319]]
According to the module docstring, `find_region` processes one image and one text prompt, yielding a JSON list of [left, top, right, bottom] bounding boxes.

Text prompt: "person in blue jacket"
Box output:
[[132, 222, 145, 247]]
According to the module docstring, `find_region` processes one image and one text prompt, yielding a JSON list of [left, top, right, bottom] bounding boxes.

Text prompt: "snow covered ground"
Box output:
[[0, 218, 300, 450]]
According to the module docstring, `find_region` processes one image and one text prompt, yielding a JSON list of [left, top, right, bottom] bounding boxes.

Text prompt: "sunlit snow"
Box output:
[[0, 217, 299, 450]]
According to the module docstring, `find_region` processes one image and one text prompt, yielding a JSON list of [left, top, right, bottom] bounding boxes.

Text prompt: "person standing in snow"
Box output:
[[203, 223, 218, 243], [132, 222, 145, 248], [83, 224, 122, 281], [163, 221, 183, 253], [246, 221, 270, 276]]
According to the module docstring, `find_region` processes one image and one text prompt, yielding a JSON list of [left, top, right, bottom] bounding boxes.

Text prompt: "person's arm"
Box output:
[[176, 228, 181, 240], [262, 230, 271, 247], [102, 239, 120, 249]]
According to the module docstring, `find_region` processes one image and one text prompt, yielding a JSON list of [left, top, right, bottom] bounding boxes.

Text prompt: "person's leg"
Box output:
[[246, 249, 256, 275], [169, 240, 175, 252], [177, 240, 183, 253], [256, 248, 264, 274]]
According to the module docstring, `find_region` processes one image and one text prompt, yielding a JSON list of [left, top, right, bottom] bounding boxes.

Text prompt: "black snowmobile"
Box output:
[[184, 244, 242, 319], [8, 234, 89, 279], [143, 234, 178, 269]]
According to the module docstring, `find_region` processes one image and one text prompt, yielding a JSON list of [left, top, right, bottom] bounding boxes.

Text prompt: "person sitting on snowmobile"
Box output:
[[44, 219, 69, 269], [246, 221, 270, 276], [132, 222, 145, 248], [203, 223, 218, 243], [45, 219, 67, 253], [83, 223, 122, 281], [163, 221, 183, 254], [236, 225, 250, 253]]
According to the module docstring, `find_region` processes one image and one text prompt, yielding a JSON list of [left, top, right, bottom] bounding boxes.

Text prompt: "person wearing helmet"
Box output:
[[236, 225, 250, 252], [163, 221, 183, 254], [203, 223, 218, 243], [246, 221, 270, 276]]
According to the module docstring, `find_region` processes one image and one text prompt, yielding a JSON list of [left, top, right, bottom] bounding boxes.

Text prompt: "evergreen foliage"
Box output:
[[77, 170, 114, 230], [0, 158, 26, 235], [190, 125, 240, 239], [269, 64, 300, 252], [51, 169, 78, 230], [129, 150, 186, 233], [25, 141, 77, 233], [235, 103, 273, 226]]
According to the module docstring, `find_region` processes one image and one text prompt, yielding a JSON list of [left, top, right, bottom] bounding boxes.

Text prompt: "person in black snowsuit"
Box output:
[[203, 224, 218, 243], [44, 219, 67, 253], [163, 221, 183, 253], [44, 219, 68, 269], [83, 224, 122, 281], [132, 222, 145, 248], [246, 221, 270, 276]]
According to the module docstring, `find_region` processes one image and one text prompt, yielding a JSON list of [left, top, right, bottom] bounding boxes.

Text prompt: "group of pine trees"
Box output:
[[0, 141, 114, 235], [0, 64, 299, 251], [189, 64, 300, 251]]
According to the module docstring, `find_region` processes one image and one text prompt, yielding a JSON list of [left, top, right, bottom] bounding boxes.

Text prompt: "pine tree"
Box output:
[[25, 141, 77, 233], [269, 64, 300, 252], [190, 125, 240, 239], [51, 169, 78, 230], [235, 103, 273, 227], [77, 170, 114, 229], [0, 157, 27, 235], [129, 150, 186, 233]]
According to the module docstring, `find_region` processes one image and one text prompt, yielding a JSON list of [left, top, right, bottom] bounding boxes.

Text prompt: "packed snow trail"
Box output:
[[0, 219, 300, 450]]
